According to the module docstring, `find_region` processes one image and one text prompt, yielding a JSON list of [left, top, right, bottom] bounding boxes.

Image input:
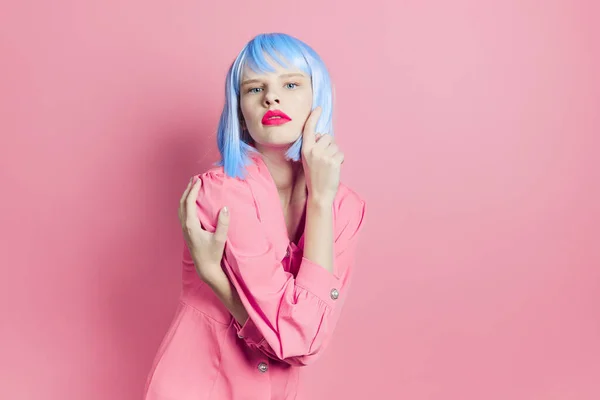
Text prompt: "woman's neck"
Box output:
[[255, 146, 305, 199]]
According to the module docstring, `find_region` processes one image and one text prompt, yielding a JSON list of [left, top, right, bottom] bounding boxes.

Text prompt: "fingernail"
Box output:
[[223, 206, 229, 214]]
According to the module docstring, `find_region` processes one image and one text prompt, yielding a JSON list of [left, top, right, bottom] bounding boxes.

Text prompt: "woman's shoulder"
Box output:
[[197, 162, 250, 184], [195, 159, 259, 186], [196, 164, 233, 182], [193, 165, 256, 215]]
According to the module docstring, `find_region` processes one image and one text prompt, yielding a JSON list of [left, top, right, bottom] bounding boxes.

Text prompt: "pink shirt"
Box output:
[[144, 154, 366, 400]]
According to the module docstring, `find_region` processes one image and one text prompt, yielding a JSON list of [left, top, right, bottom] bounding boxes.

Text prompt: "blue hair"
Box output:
[[215, 33, 334, 179]]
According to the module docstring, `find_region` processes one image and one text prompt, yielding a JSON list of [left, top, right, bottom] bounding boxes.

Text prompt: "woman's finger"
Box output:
[[332, 151, 345, 165], [179, 178, 194, 210], [302, 106, 321, 150], [185, 178, 202, 224], [213, 206, 230, 245], [179, 178, 195, 223], [315, 133, 333, 149], [324, 143, 339, 157]]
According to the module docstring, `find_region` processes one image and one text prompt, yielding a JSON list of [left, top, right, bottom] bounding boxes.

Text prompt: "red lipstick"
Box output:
[[262, 109, 291, 126]]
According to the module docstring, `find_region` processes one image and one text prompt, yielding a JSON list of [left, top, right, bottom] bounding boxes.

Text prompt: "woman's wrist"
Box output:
[[307, 193, 334, 209], [194, 262, 226, 284]]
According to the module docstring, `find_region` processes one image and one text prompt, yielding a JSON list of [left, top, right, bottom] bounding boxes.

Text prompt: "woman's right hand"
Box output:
[[178, 176, 230, 282], [301, 107, 344, 205]]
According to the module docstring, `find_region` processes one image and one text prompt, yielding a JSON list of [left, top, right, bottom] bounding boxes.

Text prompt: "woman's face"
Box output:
[[239, 58, 313, 149]]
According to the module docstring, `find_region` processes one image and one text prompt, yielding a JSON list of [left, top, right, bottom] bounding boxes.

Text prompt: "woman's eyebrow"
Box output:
[[241, 78, 262, 86], [241, 73, 306, 86], [279, 73, 306, 79]]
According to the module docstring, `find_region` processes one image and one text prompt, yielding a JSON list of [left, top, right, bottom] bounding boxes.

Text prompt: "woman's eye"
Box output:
[[285, 83, 298, 89], [248, 87, 263, 94]]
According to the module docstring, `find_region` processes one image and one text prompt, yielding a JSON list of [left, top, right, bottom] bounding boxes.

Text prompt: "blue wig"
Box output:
[[215, 33, 334, 179]]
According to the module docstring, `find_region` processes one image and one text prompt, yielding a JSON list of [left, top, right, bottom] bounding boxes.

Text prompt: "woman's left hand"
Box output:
[[301, 107, 344, 205], [178, 176, 230, 282]]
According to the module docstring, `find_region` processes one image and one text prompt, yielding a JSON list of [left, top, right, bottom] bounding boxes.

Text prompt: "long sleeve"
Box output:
[[195, 169, 366, 366]]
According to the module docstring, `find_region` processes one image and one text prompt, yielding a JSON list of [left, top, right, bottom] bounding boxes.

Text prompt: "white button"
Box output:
[[330, 288, 339, 300], [257, 362, 268, 373], [237, 332, 244, 339]]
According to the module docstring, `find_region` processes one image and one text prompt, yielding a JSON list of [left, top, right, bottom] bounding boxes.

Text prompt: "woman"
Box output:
[[144, 32, 366, 400]]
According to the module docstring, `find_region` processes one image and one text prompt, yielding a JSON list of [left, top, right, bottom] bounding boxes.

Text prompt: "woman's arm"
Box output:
[[180, 177, 250, 326], [203, 270, 248, 325], [195, 170, 366, 366], [202, 195, 334, 327], [302, 197, 334, 273]]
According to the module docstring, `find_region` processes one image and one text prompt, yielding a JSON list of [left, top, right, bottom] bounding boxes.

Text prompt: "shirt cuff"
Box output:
[[234, 316, 265, 346], [295, 256, 342, 308]]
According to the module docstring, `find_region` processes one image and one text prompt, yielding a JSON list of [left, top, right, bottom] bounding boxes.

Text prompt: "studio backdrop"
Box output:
[[1, 1, 598, 399]]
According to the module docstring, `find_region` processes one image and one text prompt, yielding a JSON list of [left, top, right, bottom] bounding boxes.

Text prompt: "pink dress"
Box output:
[[144, 154, 367, 400]]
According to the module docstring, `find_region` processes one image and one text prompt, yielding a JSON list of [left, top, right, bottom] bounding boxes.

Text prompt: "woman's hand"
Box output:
[[301, 107, 344, 205], [178, 176, 230, 282]]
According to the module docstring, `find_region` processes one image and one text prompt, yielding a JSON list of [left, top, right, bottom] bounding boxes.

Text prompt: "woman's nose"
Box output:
[[263, 91, 280, 106]]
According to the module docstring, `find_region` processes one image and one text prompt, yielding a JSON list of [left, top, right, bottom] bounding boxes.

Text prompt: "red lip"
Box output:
[[262, 109, 291, 126]]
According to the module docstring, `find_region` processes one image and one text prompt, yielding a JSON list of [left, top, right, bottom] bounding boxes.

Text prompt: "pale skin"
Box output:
[[178, 60, 344, 326]]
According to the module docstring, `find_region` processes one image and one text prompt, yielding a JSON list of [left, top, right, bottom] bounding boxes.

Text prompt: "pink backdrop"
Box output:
[[1, 1, 599, 399]]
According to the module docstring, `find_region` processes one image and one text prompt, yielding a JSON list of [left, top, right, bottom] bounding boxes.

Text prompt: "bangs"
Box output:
[[240, 34, 310, 81]]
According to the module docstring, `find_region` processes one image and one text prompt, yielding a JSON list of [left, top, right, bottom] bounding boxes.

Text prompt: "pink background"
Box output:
[[1, 1, 599, 399]]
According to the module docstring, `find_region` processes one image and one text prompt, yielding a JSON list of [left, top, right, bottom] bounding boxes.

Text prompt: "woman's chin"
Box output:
[[256, 136, 300, 148]]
